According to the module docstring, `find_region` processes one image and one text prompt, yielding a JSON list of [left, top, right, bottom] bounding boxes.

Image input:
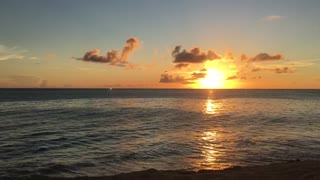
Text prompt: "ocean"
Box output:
[[0, 89, 319, 178]]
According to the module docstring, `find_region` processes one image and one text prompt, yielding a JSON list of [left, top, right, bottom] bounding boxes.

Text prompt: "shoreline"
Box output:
[[6, 160, 320, 180]]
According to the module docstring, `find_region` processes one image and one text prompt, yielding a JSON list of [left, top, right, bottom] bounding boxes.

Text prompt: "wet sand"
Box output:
[[10, 160, 320, 180]]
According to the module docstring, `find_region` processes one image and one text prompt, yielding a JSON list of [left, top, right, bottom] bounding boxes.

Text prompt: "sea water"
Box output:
[[0, 89, 319, 178]]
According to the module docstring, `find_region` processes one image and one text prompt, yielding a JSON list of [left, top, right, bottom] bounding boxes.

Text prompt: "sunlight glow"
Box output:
[[193, 59, 238, 89], [199, 68, 226, 89]]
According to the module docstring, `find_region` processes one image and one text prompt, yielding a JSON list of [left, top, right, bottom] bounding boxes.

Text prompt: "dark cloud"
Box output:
[[252, 76, 262, 79], [200, 68, 207, 72], [191, 72, 206, 80], [159, 73, 189, 84], [159, 71, 207, 84], [226, 75, 238, 80], [241, 76, 247, 80], [121, 38, 140, 63], [249, 53, 284, 62], [174, 63, 189, 69], [251, 68, 261, 72], [251, 67, 294, 74], [274, 67, 294, 74], [240, 54, 248, 61], [226, 75, 247, 80], [172, 46, 220, 63], [75, 37, 140, 65]]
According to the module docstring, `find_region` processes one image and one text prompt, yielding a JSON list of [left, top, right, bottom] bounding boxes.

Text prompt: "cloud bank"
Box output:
[[159, 45, 291, 85]]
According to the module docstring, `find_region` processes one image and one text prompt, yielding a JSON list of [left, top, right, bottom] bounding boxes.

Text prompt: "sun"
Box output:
[[198, 68, 226, 89]]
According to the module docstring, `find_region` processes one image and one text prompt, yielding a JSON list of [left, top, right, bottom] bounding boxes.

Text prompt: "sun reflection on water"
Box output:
[[205, 99, 216, 114], [197, 130, 231, 170], [194, 97, 231, 170], [201, 131, 218, 163]]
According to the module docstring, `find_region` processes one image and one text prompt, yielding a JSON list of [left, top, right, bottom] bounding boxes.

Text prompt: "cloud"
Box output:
[[263, 15, 285, 21], [274, 67, 294, 74], [162, 44, 290, 86], [0, 45, 27, 61], [159, 73, 189, 83], [121, 38, 139, 63], [0, 45, 53, 61], [249, 53, 284, 62], [172, 46, 220, 63], [28, 57, 39, 60], [190, 72, 206, 80], [251, 68, 261, 72], [174, 63, 189, 69], [159, 71, 207, 84], [75, 37, 140, 65], [240, 54, 248, 61], [225, 52, 234, 60], [226, 75, 238, 80], [226, 75, 247, 80], [251, 66, 294, 74], [0, 54, 24, 61]]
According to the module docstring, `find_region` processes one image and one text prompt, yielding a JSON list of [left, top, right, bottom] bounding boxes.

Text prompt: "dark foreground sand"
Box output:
[[8, 161, 320, 180]]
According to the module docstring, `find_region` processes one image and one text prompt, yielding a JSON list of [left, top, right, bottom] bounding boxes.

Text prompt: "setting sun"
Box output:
[[199, 69, 226, 89]]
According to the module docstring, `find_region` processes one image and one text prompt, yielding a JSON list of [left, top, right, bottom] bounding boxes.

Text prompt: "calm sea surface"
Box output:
[[0, 89, 320, 178]]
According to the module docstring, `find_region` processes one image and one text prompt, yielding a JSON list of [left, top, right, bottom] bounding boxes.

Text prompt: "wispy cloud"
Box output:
[[251, 66, 295, 74], [0, 44, 54, 61], [0, 45, 27, 61], [262, 15, 285, 21]]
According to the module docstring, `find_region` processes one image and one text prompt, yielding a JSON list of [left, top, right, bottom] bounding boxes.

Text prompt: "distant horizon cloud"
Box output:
[[159, 70, 207, 84], [263, 15, 285, 21], [251, 66, 295, 74], [159, 73, 189, 84], [75, 37, 140, 66], [241, 53, 284, 62]]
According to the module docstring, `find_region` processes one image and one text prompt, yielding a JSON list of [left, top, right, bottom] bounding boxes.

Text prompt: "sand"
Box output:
[[7, 160, 320, 180]]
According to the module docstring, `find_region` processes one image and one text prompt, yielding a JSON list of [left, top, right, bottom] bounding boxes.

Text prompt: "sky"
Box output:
[[0, 0, 320, 89]]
